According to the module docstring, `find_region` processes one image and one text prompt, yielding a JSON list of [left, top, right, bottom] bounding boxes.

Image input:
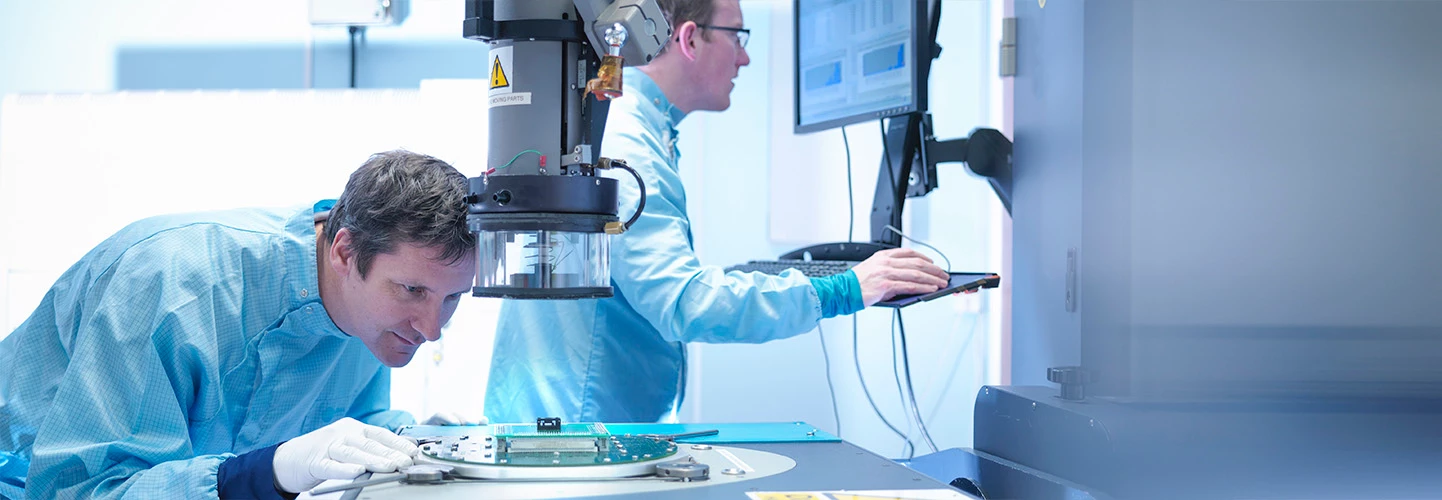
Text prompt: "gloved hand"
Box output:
[[422, 411, 489, 426], [272, 417, 418, 494]]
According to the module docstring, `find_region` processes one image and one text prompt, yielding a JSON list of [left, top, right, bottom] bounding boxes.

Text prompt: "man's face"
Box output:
[[332, 238, 476, 367], [688, 0, 751, 112]]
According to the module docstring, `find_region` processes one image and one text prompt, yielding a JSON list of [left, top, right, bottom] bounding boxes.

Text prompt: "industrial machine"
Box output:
[[464, 0, 666, 299], [912, 1, 1442, 499]]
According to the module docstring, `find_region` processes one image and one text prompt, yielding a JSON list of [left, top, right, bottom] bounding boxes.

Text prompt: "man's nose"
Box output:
[[413, 308, 443, 342], [739, 45, 751, 67]]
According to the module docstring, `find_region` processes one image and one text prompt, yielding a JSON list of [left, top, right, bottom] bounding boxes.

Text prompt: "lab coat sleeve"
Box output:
[[606, 129, 825, 345], [23, 239, 235, 499]]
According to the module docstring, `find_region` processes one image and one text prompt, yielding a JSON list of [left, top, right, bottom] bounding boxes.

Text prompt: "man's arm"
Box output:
[[602, 124, 826, 344], [24, 239, 257, 499]]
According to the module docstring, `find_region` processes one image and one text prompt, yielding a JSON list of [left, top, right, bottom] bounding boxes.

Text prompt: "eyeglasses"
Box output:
[[697, 24, 750, 49]]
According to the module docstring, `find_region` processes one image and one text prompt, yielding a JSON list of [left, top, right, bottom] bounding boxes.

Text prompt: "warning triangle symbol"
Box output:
[[490, 56, 510, 89]]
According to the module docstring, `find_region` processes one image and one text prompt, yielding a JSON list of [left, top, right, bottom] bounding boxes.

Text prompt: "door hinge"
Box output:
[[1001, 17, 1017, 77]]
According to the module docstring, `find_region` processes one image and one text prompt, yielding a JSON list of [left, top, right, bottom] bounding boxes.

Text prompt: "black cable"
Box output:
[[842, 126, 855, 243], [897, 310, 940, 453], [817, 323, 842, 438], [853, 315, 911, 457], [889, 310, 915, 459], [613, 162, 647, 230], [348, 26, 361, 88]]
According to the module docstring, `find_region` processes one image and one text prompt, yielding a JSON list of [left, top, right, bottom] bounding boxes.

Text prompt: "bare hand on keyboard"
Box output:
[[851, 248, 950, 306]]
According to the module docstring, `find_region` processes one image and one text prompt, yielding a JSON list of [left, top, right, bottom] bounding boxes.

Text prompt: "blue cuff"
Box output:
[[218, 443, 296, 500], [810, 270, 866, 319]]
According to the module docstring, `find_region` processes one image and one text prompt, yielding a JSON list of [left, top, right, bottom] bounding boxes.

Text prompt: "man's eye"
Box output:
[[404, 285, 422, 294]]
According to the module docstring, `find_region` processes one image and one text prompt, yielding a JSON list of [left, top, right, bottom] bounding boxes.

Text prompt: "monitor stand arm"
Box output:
[[925, 127, 1013, 215]]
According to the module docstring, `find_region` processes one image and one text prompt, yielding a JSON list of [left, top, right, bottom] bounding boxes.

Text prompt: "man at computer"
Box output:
[[485, 0, 950, 424]]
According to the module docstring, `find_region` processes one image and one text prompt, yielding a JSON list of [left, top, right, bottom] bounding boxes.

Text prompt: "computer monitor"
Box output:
[[776, 0, 1010, 263], [793, 0, 930, 134]]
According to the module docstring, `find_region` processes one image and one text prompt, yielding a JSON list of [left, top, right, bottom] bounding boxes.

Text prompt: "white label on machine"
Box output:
[[489, 46, 513, 96], [488, 92, 532, 108]]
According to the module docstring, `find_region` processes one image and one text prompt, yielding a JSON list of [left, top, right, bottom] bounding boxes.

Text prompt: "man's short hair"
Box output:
[[324, 150, 473, 278], [657, 0, 719, 49]]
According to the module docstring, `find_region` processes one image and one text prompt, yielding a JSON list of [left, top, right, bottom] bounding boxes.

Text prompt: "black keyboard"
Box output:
[[724, 259, 859, 278]]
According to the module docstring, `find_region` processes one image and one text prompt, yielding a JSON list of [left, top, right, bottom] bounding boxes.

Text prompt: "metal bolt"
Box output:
[[1032, 402, 1038, 410]]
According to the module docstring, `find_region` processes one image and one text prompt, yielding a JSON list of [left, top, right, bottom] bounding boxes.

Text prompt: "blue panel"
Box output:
[[400, 422, 841, 444], [115, 41, 488, 90], [605, 422, 841, 444]]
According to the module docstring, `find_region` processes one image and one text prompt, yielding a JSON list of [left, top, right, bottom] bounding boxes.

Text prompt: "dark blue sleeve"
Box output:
[[217, 442, 296, 500]]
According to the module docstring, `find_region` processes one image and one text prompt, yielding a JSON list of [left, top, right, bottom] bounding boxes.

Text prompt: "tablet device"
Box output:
[[875, 272, 1001, 308]]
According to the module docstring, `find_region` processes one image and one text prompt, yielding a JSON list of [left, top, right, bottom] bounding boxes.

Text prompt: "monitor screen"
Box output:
[[794, 0, 928, 134]]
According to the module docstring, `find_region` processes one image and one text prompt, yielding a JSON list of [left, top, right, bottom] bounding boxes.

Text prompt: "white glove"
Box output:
[[272, 417, 418, 494], [422, 411, 489, 426]]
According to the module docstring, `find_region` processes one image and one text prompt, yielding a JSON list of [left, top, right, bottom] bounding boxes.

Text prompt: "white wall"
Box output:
[[0, 83, 497, 424], [0, 0, 470, 96]]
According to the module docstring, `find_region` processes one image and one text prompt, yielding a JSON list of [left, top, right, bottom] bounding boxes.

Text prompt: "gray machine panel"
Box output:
[[1011, 0, 1442, 399]]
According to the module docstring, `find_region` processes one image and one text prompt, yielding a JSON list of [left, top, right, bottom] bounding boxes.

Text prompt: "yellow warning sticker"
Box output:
[[748, 493, 826, 500], [490, 55, 509, 89], [488, 46, 513, 96]]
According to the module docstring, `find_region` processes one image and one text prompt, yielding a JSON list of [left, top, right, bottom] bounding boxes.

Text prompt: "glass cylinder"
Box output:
[[474, 229, 611, 296]]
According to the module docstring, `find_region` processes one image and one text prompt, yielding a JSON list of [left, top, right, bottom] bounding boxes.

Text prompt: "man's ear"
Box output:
[[329, 228, 356, 278], [674, 21, 701, 62]]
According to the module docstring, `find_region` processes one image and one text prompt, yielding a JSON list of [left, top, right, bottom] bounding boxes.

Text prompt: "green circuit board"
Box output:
[[417, 423, 680, 467]]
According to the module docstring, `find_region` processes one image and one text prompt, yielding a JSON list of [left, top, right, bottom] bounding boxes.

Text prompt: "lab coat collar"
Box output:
[[624, 67, 688, 127]]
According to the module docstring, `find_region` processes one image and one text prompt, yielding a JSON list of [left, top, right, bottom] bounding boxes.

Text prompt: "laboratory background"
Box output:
[[0, 0, 1003, 458], [3, 0, 1441, 498]]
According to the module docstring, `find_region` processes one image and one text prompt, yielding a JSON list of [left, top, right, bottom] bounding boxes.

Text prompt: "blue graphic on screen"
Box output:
[[796, 0, 917, 132], [805, 62, 843, 91], [862, 43, 907, 76]]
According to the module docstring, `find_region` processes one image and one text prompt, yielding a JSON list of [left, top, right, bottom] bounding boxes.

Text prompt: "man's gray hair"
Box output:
[[324, 150, 473, 278]]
